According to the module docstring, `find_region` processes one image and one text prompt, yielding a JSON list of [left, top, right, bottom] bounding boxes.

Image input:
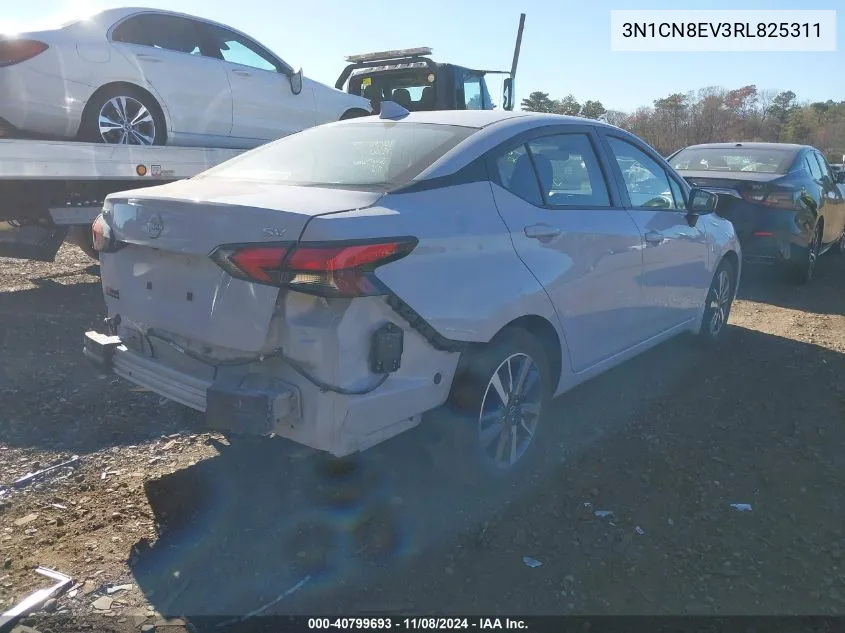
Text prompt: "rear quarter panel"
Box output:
[[298, 181, 564, 347]]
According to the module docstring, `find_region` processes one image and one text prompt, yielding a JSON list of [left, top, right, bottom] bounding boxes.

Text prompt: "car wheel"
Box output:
[[696, 259, 736, 345], [79, 86, 166, 145], [428, 328, 552, 486], [792, 223, 822, 285]]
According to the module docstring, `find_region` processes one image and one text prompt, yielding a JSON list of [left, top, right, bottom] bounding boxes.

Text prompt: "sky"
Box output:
[[1, 0, 843, 113]]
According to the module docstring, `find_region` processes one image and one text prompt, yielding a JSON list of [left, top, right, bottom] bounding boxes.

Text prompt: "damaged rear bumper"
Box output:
[[83, 330, 300, 436]]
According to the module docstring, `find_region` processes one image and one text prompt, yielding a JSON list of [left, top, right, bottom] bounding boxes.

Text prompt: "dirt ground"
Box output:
[[1, 244, 845, 632]]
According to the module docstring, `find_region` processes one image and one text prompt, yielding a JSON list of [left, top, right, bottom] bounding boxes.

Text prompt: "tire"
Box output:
[[425, 328, 552, 486], [79, 85, 166, 145], [696, 259, 737, 346], [789, 223, 822, 285]]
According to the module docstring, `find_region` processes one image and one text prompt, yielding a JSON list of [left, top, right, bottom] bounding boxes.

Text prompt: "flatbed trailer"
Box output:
[[0, 139, 244, 261]]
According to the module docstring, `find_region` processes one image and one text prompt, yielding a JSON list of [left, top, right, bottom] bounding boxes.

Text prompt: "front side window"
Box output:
[[526, 133, 610, 207], [112, 14, 203, 56], [814, 152, 834, 182], [202, 25, 279, 72], [197, 122, 477, 190], [668, 177, 687, 210], [607, 136, 678, 209]]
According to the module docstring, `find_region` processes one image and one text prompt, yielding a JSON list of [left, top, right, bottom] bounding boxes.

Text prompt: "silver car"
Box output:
[[84, 109, 741, 479]]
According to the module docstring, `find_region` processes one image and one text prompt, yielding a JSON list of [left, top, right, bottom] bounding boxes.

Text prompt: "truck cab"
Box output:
[[335, 47, 514, 113]]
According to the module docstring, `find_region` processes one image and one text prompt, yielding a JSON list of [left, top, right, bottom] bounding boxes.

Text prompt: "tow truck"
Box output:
[[0, 13, 526, 264], [0, 141, 244, 261], [335, 13, 525, 113]]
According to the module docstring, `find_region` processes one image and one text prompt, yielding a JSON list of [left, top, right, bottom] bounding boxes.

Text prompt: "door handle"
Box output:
[[135, 54, 162, 63], [232, 69, 251, 77], [524, 224, 561, 240], [644, 230, 664, 245]]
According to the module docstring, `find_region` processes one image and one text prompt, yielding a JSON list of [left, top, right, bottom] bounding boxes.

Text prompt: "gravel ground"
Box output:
[[1, 244, 844, 632]]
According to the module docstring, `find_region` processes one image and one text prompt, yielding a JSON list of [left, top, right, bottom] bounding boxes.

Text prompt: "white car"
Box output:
[[84, 108, 741, 480], [0, 7, 372, 148]]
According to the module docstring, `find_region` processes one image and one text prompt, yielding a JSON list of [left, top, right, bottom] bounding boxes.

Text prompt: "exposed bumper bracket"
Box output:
[[83, 330, 122, 366]]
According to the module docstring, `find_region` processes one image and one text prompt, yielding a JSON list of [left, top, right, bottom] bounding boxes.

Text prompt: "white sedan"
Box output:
[[0, 7, 371, 148], [84, 108, 741, 480]]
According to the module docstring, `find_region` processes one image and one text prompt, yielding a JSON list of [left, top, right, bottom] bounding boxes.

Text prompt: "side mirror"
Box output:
[[688, 187, 718, 213], [289, 68, 303, 96], [502, 77, 514, 111], [837, 171, 845, 185]]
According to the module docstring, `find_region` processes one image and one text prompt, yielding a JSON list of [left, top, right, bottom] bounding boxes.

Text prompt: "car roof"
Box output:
[[680, 142, 811, 152], [83, 6, 252, 34], [339, 109, 615, 131], [333, 109, 628, 182]]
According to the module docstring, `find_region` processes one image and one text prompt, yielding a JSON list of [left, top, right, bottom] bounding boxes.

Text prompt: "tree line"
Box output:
[[520, 87, 845, 162]]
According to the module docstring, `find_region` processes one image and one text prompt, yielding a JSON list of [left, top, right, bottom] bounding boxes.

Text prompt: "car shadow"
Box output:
[[736, 253, 845, 316], [128, 323, 845, 623], [0, 275, 201, 454]]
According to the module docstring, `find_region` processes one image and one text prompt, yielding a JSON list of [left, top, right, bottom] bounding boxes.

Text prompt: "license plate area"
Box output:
[[101, 245, 280, 352]]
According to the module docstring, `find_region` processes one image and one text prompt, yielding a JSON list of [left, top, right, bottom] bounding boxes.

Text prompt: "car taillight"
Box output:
[[0, 39, 49, 67], [740, 184, 796, 210], [209, 238, 418, 298], [91, 213, 125, 254]]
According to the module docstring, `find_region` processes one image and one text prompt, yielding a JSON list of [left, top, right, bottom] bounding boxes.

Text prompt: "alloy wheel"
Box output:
[[97, 96, 156, 145], [806, 226, 822, 281], [708, 268, 732, 337], [477, 352, 543, 469]]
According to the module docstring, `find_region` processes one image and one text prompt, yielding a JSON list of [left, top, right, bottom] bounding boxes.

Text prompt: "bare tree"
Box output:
[[517, 84, 845, 160]]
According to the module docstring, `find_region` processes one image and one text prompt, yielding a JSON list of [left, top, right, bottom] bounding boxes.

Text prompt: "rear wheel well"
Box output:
[[499, 316, 562, 390], [450, 316, 563, 407], [78, 82, 167, 138]]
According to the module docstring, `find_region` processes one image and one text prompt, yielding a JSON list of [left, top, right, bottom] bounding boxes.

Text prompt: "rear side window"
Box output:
[[197, 122, 477, 190], [526, 133, 610, 207], [494, 145, 543, 206], [112, 14, 204, 55]]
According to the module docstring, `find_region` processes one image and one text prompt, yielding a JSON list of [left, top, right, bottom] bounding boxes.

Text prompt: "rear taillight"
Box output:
[[740, 184, 797, 210], [210, 238, 418, 298], [0, 39, 49, 67], [91, 213, 125, 254]]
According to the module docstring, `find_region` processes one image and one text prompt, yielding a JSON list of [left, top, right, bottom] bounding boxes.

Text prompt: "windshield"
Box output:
[[670, 147, 795, 174], [197, 122, 477, 190]]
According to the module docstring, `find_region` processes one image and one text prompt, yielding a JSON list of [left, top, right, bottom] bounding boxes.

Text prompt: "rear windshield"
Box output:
[[197, 122, 477, 190], [349, 70, 438, 112], [670, 147, 796, 175]]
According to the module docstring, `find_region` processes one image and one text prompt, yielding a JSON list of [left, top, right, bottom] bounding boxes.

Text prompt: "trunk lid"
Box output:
[[107, 178, 383, 255], [100, 178, 383, 353], [678, 171, 787, 236], [679, 170, 784, 189]]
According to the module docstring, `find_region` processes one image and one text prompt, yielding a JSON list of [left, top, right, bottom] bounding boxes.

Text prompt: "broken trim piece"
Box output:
[[0, 566, 72, 631]]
